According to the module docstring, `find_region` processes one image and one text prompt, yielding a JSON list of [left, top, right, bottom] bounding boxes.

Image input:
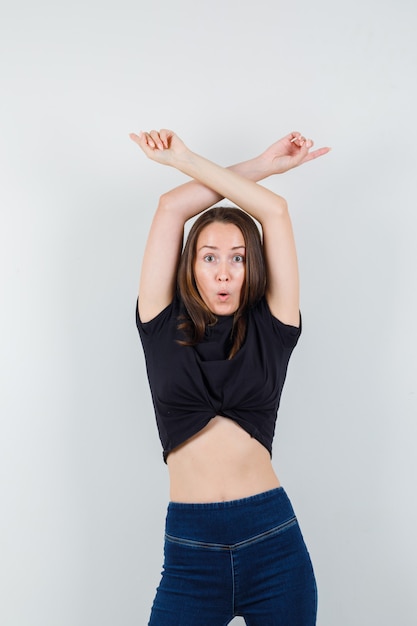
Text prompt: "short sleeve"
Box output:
[[135, 296, 181, 343], [270, 312, 302, 349], [255, 297, 301, 349]]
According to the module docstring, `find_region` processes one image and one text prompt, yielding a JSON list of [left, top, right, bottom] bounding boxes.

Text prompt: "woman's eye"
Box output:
[[233, 255, 245, 263], [203, 254, 215, 263]]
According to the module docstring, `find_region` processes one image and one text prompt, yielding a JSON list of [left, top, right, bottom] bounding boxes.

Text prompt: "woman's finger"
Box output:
[[290, 133, 307, 147], [149, 130, 164, 150], [301, 146, 331, 163], [159, 128, 172, 149], [140, 131, 156, 149], [129, 131, 157, 156], [129, 131, 143, 145]]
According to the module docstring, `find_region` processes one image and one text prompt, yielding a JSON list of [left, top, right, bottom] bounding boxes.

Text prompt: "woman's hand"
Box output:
[[129, 129, 190, 166], [259, 132, 331, 176]]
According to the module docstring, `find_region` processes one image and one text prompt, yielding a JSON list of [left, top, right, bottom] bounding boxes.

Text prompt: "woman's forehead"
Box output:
[[196, 222, 245, 248]]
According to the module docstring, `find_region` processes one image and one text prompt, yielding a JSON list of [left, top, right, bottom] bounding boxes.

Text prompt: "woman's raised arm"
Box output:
[[130, 129, 329, 324]]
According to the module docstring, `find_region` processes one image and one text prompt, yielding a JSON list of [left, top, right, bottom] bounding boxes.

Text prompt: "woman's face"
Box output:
[[193, 222, 246, 316]]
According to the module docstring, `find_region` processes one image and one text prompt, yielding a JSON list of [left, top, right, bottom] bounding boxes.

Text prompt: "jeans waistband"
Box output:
[[165, 487, 296, 546], [168, 487, 284, 510]]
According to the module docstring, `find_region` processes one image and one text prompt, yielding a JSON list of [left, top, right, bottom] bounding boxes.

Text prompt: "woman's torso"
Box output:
[[167, 415, 280, 503], [137, 296, 301, 502], [137, 296, 300, 473]]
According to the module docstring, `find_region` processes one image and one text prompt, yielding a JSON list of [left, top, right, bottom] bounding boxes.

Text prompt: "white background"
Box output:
[[1, 1, 416, 624]]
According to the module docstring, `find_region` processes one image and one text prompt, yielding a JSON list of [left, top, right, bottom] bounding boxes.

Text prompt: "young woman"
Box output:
[[130, 128, 330, 625]]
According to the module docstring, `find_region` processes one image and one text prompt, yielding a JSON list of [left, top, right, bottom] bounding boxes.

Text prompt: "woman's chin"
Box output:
[[210, 301, 238, 316]]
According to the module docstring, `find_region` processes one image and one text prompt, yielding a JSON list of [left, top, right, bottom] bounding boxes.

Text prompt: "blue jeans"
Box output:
[[148, 487, 317, 625]]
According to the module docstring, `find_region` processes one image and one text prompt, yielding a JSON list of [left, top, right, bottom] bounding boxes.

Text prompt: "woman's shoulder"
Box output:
[[136, 293, 182, 337], [248, 296, 302, 348]]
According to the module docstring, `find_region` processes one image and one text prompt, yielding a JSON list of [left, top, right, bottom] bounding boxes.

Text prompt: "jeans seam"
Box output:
[[165, 516, 297, 551], [229, 549, 235, 617]]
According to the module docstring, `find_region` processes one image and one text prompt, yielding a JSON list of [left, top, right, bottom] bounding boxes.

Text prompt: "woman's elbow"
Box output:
[[157, 192, 173, 212]]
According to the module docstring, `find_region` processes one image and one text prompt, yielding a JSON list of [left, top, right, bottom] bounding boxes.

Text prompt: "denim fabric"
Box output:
[[148, 488, 317, 625]]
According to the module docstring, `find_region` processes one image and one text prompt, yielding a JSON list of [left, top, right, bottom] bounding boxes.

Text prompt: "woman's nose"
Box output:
[[216, 262, 229, 281]]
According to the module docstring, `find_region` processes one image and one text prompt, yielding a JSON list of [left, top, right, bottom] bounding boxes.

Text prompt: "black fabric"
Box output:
[[136, 295, 301, 462]]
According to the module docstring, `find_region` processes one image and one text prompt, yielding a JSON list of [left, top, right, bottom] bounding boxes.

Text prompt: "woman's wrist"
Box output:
[[229, 153, 278, 182], [242, 154, 273, 182]]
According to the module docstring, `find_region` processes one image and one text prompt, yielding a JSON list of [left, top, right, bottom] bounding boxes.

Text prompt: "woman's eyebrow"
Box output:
[[197, 244, 218, 252], [198, 244, 246, 251]]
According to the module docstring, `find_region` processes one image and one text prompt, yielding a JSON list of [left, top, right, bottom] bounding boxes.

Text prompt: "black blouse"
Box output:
[[136, 295, 301, 462]]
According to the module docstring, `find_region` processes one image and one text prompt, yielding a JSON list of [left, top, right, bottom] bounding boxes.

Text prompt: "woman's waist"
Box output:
[[167, 415, 280, 503]]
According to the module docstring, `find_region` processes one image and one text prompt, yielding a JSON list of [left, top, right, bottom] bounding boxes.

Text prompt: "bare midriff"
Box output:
[[167, 416, 280, 503]]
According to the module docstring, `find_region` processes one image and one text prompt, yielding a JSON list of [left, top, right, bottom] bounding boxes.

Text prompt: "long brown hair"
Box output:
[[177, 207, 266, 358]]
